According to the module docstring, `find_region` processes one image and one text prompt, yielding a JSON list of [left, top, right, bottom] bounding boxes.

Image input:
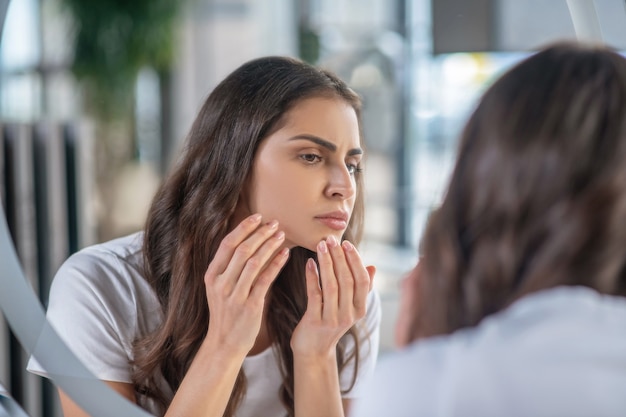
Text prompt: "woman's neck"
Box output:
[[248, 303, 272, 355]]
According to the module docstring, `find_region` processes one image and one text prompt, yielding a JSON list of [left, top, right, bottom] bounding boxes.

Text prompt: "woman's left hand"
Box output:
[[291, 235, 375, 357]]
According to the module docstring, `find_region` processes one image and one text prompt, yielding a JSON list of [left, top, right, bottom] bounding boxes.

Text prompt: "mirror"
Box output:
[[1, 1, 623, 416]]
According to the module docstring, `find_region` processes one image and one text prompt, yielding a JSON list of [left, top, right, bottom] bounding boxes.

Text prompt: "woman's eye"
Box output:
[[300, 154, 322, 164], [347, 163, 363, 175]]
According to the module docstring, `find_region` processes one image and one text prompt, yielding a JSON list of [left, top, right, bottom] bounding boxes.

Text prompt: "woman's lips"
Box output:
[[315, 216, 348, 230]]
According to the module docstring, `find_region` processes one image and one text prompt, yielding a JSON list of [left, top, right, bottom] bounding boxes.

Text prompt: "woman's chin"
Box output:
[[291, 242, 318, 253], [286, 233, 344, 253], [284, 238, 314, 253]]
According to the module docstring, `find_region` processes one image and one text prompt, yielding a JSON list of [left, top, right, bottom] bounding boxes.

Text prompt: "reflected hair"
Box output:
[[130, 56, 365, 416], [410, 42, 626, 340]]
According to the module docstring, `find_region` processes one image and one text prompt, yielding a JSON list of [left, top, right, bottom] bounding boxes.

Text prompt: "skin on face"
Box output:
[[241, 96, 362, 252]]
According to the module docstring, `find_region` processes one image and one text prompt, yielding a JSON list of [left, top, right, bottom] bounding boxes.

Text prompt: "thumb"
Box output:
[[366, 265, 376, 291]]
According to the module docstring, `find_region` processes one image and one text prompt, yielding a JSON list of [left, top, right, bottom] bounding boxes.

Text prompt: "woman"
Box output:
[[29, 56, 381, 417], [352, 42, 626, 417]]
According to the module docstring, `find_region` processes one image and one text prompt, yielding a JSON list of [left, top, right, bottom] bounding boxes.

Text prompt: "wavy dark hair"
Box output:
[[130, 56, 366, 416], [409, 42, 626, 341]]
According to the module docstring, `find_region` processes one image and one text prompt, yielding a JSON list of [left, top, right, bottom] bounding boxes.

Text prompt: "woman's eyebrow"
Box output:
[[288, 134, 363, 156]]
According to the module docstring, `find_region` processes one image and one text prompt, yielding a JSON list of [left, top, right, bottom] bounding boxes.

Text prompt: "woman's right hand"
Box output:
[[203, 213, 289, 355]]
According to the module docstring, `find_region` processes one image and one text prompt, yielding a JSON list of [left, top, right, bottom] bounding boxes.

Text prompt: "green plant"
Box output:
[[62, 0, 180, 119]]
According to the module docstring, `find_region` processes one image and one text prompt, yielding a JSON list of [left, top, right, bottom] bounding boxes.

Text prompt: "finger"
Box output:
[[341, 240, 372, 317], [249, 248, 290, 302], [303, 258, 323, 319], [327, 236, 354, 315], [232, 230, 286, 298], [218, 220, 280, 288], [317, 239, 338, 320], [206, 213, 263, 279]]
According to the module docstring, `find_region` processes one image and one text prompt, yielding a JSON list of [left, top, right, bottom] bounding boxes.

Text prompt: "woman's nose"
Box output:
[[325, 165, 356, 199]]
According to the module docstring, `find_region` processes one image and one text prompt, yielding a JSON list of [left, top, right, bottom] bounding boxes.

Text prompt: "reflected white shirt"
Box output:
[[351, 286, 626, 417]]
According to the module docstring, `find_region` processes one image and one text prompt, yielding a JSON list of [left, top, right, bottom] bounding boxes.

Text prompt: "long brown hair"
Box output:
[[410, 42, 626, 341], [130, 56, 366, 416]]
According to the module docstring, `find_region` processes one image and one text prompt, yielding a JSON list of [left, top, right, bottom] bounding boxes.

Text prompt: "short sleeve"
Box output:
[[27, 249, 139, 383], [339, 289, 382, 398]]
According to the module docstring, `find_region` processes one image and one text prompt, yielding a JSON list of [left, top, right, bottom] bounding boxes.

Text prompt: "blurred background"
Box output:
[[1, 0, 626, 415]]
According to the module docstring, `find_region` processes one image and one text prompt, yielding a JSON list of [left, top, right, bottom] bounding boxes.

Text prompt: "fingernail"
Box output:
[[327, 235, 337, 247], [274, 231, 285, 240], [250, 213, 262, 223], [282, 248, 290, 257], [342, 240, 353, 251], [307, 258, 316, 270], [318, 240, 328, 253], [268, 220, 278, 229]]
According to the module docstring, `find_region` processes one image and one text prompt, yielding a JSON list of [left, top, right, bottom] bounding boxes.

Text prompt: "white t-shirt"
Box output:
[[27, 232, 381, 416], [350, 286, 626, 417]]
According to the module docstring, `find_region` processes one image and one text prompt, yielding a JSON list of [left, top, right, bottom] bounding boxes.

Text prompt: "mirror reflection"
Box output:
[[2, 1, 626, 416]]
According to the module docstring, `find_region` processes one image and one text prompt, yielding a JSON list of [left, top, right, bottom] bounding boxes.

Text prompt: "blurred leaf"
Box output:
[[61, 0, 181, 119]]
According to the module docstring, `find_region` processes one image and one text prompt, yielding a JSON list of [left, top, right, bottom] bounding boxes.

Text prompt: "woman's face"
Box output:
[[242, 96, 362, 252]]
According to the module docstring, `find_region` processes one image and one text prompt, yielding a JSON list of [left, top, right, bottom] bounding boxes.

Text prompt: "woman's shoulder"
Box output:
[[64, 232, 144, 271], [36, 232, 160, 383], [55, 232, 145, 289], [355, 287, 626, 417], [350, 337, 448, 417], [50, 231, 157, 318], [47, 230, 161, 344]]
